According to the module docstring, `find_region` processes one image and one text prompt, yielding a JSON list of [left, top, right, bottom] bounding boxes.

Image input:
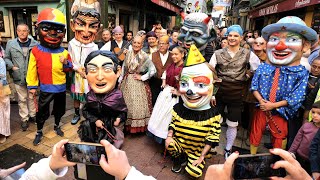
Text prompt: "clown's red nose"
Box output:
[[275, 41, 287, 51]]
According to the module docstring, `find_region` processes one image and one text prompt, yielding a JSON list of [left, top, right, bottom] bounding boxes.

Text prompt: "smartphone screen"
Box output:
[[233, 153, 286, 179], [65, 142, 106, 166]]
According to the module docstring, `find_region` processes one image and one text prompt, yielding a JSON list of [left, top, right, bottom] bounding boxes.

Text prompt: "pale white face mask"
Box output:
[[179, 63, 214, 110]]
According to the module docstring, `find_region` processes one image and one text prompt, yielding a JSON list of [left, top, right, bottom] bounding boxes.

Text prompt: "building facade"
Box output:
[[249, 0, 320, 33], [0, 0, 182, 44]]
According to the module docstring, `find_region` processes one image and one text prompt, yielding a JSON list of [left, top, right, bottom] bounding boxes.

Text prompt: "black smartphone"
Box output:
[[233, 153, 286, 179], [65, 142, 106, 166]]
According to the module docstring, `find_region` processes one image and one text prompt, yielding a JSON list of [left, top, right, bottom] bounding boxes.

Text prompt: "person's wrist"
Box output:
[[121, 165, 132, 180]]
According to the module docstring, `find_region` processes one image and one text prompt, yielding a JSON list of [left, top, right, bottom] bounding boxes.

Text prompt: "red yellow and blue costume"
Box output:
[[26, 8, 72, 146]]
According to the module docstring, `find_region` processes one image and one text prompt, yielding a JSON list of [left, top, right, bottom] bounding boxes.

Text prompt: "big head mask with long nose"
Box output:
[[71, 8, 101, 45]]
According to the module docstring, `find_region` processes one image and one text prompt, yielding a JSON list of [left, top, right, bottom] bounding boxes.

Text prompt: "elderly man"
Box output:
[[178, 12, 216, 62], [149, 35, 173, 106], [209, 25, 260, 159], [142, 31, 158, 59], [250, 16, 316, 154], [97, 28, 112, 50], [253, 37, 267, 62], [4, 24, 38, 131]]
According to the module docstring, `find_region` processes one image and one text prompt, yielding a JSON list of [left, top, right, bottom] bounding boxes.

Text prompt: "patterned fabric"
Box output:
[[68, 39, 98, 94], [26, 45, 72, 93], [0, 96, 11, 136], [167, 103, 221, 178], [167, 138, 206, 178], [0, 58, 10, 136], [120, 50, 155, 133], [169, 103, 221, 155], [269, 68, 280, 103], [70, 71, 86, 102], [262, 16, 318, 43], [251, 63, 308, 120], [120, 74, 152, 133]]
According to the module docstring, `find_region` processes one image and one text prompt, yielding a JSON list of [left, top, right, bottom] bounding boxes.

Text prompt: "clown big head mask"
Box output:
[[37, 8, 66, 49], [84, 50, 121, 94], [71, 8, 101, 45], [179, 45, 214, 110], [262, 16, 317, 66], [178, 12, 216, 53]]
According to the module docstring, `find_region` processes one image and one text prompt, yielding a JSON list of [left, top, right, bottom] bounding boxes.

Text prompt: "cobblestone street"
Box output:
[[1, 94, 269, 180]]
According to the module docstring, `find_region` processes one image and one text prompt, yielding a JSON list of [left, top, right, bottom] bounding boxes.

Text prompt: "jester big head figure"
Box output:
[[70, 8, 101, 45], [178, 13, 216, 55], [262, 16, 318, 66], [179, 45, 215, 110], [37, 8, 66, 49]]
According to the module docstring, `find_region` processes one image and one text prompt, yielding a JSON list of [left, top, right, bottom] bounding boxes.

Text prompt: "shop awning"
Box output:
[[249, 0, 320, 18], [151, 0, 181, 14]]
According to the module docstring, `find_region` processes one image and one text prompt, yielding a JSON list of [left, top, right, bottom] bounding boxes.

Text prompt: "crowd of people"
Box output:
[[0, 6, 320, 180]]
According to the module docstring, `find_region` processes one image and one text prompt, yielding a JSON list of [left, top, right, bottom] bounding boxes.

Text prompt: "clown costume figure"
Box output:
[[78, 50, 127, 144], [27, 8, 72, 146], [250, 16, 317, 154], [69, 8, 100, 125], [165, 45, 221, 178]]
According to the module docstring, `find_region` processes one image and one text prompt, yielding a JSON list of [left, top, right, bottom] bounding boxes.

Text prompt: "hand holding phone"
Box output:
[[49, 139, 76, 170], [65, 142, 106, 166], [233, 153, 286, 179]]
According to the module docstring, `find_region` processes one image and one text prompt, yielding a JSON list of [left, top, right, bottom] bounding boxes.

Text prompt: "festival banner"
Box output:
[[185, 0, 207, 14], [213, 0, 232, 7]]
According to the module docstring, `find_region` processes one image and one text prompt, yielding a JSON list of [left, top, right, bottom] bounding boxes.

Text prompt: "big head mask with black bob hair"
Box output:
[[84, 50, 121, 94]]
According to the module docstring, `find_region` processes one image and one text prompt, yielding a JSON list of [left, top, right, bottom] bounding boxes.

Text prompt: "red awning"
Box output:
[[151, 0, 181, 14], [249, 0, 320, 18]]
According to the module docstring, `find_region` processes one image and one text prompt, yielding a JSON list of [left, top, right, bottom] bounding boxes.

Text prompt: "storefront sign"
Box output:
[[295, 0, 311, 8], [249, 0, 320, 18], [151, 0, 180, 13], [258, 4, 278, 16]]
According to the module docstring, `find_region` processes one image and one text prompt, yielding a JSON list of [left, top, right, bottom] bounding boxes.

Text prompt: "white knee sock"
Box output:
[[226, 126, 237, 151]]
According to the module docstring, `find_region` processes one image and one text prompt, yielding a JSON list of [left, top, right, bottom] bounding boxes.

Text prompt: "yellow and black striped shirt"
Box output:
[[169, 103, 221, 158]]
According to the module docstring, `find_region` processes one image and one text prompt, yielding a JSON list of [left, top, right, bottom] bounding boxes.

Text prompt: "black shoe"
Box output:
[[33, 132, 43, 146], [264, 143, 273, 149], [21, 121, 29, 131], [171, 157, 183, 173], [71, 114, 80, 125], [224, 149, 232, 159], [54, 126, 64, 137], [10, 100, 18, 104], [29, 116, 36, 122]]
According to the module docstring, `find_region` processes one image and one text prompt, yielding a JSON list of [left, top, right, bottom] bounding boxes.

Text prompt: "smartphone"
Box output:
[[65, 142, 106, 166], [233, 153, 286, 179]]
